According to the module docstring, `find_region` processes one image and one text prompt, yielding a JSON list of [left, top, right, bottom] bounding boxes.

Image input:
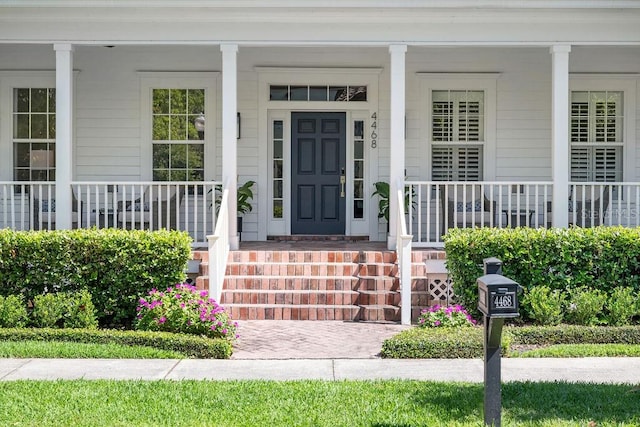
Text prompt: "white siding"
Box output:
[[1, 43, 639, 241]]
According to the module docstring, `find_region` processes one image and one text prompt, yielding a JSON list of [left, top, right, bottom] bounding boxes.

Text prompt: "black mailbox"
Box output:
[[477, 274, 521, 318]]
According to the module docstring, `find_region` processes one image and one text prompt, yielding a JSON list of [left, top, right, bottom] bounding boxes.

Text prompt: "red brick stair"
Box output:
[[192, 248, 450, 322]]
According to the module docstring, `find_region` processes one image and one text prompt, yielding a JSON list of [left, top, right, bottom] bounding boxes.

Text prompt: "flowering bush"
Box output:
[[135, 284, 237, 343], [418, 304, 476, 328]]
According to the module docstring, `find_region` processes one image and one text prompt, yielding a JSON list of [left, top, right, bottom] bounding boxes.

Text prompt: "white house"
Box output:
[[1, 0, 639, 251]]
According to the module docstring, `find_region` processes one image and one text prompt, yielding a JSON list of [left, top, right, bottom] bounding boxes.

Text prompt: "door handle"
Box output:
[[340, 169, 346, 198]]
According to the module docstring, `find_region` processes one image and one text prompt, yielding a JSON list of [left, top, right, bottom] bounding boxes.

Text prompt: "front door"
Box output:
[[291, 112, 346, 234]]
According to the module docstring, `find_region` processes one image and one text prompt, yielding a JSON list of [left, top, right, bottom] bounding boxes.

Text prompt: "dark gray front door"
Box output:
[[291, 112, 346, 235]]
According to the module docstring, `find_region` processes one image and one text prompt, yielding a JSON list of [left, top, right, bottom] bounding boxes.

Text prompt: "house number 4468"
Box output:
[[370, 112, 378, 148]]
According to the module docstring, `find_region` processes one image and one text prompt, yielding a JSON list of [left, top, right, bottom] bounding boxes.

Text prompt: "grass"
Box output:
[[516, 343, 640, 358], [0, 340, 186, 359], [0, 380, 638, 426]]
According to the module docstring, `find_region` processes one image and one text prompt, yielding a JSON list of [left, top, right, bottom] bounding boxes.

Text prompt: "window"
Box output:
[[13, 88, 56, 181], [353, 120, 365, 219], [570, 91, 623, 182], [269, 85, 367, 102], [431, 90, 484, 181], [152, 88, 205, 181], [272, 120, 284, 219]]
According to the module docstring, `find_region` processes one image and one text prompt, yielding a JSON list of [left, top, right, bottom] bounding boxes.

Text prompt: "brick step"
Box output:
[[357, 290, 400, 306], [221, 289, 359, 305], [225, 262, 363, 276], [411, 250, 446, 262], [356, 276, 398, 291], [225, 304, 362, 321], [224, 276, 360, 291], [359, 305, 400, 322], [228, 250, 397, 264]]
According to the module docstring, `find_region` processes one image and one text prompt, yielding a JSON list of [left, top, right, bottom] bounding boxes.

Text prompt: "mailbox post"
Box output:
[[477, 258, 521, 427]]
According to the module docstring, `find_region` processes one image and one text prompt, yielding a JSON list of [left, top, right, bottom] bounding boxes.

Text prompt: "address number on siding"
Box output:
[[371, 112, 377, 148]]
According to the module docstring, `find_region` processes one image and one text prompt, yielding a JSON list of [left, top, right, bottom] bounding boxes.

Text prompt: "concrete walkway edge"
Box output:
[[2, 357, 640, 384]]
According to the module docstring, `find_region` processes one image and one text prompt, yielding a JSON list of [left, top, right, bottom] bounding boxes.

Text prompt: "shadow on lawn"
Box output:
[[412, 381, 639, 425]]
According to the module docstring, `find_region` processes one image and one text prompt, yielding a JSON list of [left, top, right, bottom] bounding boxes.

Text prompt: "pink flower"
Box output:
[[157, 316, 167, 324]]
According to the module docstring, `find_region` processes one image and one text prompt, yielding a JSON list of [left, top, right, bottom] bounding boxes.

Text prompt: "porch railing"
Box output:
[[207, 184, 230, 302], [72, 181, 219, 245], [395, 188, 413, 325], [570, 182, 640, 228], [0, 182, 56, 231], [405, 181, 554, 247]]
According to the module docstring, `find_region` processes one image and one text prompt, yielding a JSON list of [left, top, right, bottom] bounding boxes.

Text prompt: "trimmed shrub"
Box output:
[[0, 295, 28, 328], [380, 327, 510, 359], [31, 289, 98, 329], [507, 325, 640, 345], [522, 286, 565, 326], [0, 229, 192, 327], [606, 287, 638, 326], [31, 293, 66, 328], [0, 328, 232, 359], [565, 286, 606, 326], [135, 284, 237, 343], [444, 227, 640, 320]]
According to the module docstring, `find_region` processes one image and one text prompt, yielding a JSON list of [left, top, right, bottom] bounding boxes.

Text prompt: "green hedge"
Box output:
[[444, 227, 640, 319], [0, 229, 192, 327], [380, 327, 510, 359], [508, 325, 640, 345], [381, 325, 640, 359], [0, 328, 232, 359]]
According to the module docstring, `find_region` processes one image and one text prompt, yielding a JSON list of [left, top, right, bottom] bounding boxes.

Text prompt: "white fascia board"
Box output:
[[1, 1, 640, 9]]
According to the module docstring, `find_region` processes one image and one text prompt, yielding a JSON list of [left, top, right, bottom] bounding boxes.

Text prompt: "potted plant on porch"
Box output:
[[372, 181, 415, 232], [212, 180, 255, 239]]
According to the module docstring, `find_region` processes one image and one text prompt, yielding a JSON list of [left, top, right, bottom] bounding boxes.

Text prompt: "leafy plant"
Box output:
[[522, 286, 565, 326], [0, 229, 191, 328], [31, 290, 98, 329], [443, 227, 640, 320], [565, 286, 606, 326], [417, 304, 476, 328], [31, 293, 66, 328], [213, 180, 256, 216], [135, 283, 238, 343], [606, 287, 638, 326], [0, 295, 28, 328], [371, 181, 415, 223]]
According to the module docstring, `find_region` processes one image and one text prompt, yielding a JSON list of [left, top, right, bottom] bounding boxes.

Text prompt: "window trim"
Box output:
[[139, 72, 218, 181], [418, 73, 499, 181], [0, 71, 57, 182], [569, 75, 637, 183]]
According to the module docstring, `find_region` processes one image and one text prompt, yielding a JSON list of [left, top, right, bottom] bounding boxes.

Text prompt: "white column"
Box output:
[[54, 44, 74, 230], [388, 44, 407, 249], [550, 45, 571, 228], [221, 44, 239, 249]]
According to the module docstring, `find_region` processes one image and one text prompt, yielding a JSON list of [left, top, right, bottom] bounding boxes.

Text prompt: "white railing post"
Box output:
[[208, 185, 230, 302], [396, 188, 413, 325]]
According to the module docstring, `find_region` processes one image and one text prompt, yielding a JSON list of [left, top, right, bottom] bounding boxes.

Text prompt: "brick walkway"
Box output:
[[231, 320, 410, 359]]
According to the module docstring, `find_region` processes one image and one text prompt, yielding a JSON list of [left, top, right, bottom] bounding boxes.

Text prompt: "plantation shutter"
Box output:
[[431, 90, 484, 181], [432, 146, 482, 181], [570, 91, 623, 182]]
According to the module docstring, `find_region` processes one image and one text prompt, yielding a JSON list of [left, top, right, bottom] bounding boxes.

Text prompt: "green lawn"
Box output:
[[0, 340, 186, 359], [0, 380, 638, 426]]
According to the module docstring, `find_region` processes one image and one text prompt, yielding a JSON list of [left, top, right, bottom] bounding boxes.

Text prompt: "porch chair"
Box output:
[[117, 185, 184, 230], [570, 185, 610, 227], [440, 184, 496, 229], [34, 190, 83, 230]]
